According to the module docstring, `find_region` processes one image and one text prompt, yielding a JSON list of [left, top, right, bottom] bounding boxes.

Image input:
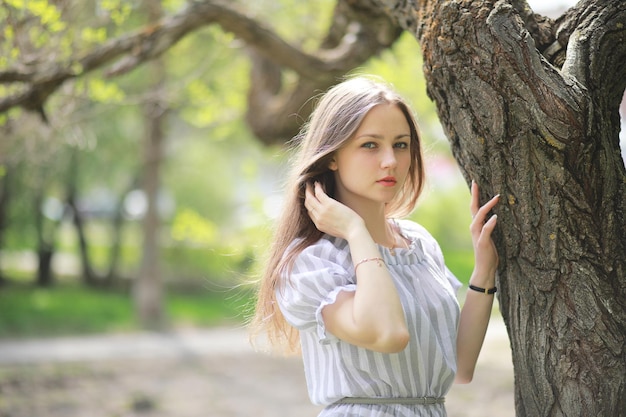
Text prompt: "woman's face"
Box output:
[[329, 103, 412, 210]]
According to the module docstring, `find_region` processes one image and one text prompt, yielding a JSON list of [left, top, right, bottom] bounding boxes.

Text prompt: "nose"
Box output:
[[380, 146, 397, 169]]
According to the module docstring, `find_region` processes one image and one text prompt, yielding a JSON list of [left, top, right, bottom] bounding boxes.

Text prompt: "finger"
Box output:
[[473, 194, 500, 223], [482, 214, 498, 234], [474, 214, 498, 244], [315, 182, 337, 208], [304, 183, 312, 205], [481, 194, 501, 215], [470, 200, 499, 240], [308, 182, 322, 201], [477, 217, 498, 246], [314, 181, 328, 200], [304, 183, 318, 211]]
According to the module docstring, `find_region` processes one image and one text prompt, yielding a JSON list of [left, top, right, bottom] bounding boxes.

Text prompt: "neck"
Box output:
[[348, 201, 395, 247]]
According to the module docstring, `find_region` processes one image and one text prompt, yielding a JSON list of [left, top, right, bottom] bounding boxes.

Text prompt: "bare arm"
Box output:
[[305, 182, 409, 353], [455, 181, 500, 383]]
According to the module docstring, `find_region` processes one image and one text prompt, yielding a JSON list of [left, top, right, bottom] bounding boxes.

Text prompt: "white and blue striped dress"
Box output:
[[276, 219, 462, 417]]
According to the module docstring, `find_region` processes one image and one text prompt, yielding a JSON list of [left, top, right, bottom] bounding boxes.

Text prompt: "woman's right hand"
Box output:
[[304, 182, 365, 241]]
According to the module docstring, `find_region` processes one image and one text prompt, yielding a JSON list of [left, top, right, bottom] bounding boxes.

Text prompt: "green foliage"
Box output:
[[171, 208, 219, 245], [82, 78, 127, 103], [1, 0, 76, 72], [169, 26, 251, 131], [408, 181, 474, 282], [413, 182, 472, 248], [2, 0, 66, 32], [99, 0, 132, 26], [247, 0, 336, 51]]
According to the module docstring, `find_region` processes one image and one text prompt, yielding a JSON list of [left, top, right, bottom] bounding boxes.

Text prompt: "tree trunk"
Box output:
[[379, 0, 626, 415], [134, 93, 167, 329], [134, 91, 167, 329], [133, 0, 167, 330], [34, 191, 56, 287], [36, 246, 54, 287], [66, 150, 98, 286]]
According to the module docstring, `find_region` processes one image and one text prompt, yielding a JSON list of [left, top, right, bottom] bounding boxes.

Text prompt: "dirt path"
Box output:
[[0, 319, 514, 417]]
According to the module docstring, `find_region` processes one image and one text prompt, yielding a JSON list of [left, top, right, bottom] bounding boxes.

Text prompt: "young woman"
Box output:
[[251, 76, 500, 417]]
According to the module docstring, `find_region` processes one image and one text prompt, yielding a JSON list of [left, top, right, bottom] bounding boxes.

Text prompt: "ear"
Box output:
[[329, 157, 338, 171]]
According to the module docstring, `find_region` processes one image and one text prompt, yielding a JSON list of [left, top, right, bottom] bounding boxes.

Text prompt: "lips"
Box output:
[[377, 176, 397, 186]]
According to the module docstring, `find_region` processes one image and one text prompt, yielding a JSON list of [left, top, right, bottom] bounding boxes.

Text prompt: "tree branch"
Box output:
[[244, 0, 402, 143], [0, 0, 401, 127]]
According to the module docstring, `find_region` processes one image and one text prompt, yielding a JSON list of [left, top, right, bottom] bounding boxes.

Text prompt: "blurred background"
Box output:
[[0, 0, 622, 416], [0, 0, 477, 339]]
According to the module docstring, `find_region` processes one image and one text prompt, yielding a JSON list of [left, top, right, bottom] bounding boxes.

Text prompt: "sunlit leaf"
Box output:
[[4, 25, 14, 41], [171, 208, 218, 246], [81, 27, 107, 44], [163, 0, 185, 13], [87, 78, 126, 103]]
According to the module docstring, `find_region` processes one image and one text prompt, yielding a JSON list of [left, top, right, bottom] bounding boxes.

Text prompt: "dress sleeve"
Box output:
[[276, 239, 355, 344]]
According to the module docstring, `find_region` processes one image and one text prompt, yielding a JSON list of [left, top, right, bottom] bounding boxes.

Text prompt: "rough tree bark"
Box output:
[[366, 0, 626, 415]]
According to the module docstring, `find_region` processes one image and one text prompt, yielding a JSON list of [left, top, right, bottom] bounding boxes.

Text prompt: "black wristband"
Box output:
[[469, 284, 497, 295]]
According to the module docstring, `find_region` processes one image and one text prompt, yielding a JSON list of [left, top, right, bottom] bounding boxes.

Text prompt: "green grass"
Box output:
[[0, 283, 254, 339]]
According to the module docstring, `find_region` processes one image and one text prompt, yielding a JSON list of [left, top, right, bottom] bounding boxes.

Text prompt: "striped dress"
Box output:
[[276, 219, 462, 417]]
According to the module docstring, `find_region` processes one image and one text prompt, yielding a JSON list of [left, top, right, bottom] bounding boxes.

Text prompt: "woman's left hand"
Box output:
[[469, 181, 500, 281]]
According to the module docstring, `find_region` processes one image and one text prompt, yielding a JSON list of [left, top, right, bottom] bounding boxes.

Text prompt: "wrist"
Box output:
[[344, 219, 369, 243], [468, 272, 496, 289]]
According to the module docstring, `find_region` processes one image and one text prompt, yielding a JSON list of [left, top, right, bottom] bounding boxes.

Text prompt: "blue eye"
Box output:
[[394, 142, 409, 149], [362, 142, 377, 149]]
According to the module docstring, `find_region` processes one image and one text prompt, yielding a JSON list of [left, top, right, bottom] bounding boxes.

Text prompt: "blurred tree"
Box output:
[[132, 0, 167, 329], [0, 164, 9, 285], [65, 149, 96, 285], [1, 1, 625, 414]]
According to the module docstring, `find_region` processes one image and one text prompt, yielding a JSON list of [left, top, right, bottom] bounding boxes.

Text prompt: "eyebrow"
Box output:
[[356, 133, 411, 140]]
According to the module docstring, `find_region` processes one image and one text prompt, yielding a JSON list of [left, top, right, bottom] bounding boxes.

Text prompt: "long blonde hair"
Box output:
[[250, 76, 426, 354]]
